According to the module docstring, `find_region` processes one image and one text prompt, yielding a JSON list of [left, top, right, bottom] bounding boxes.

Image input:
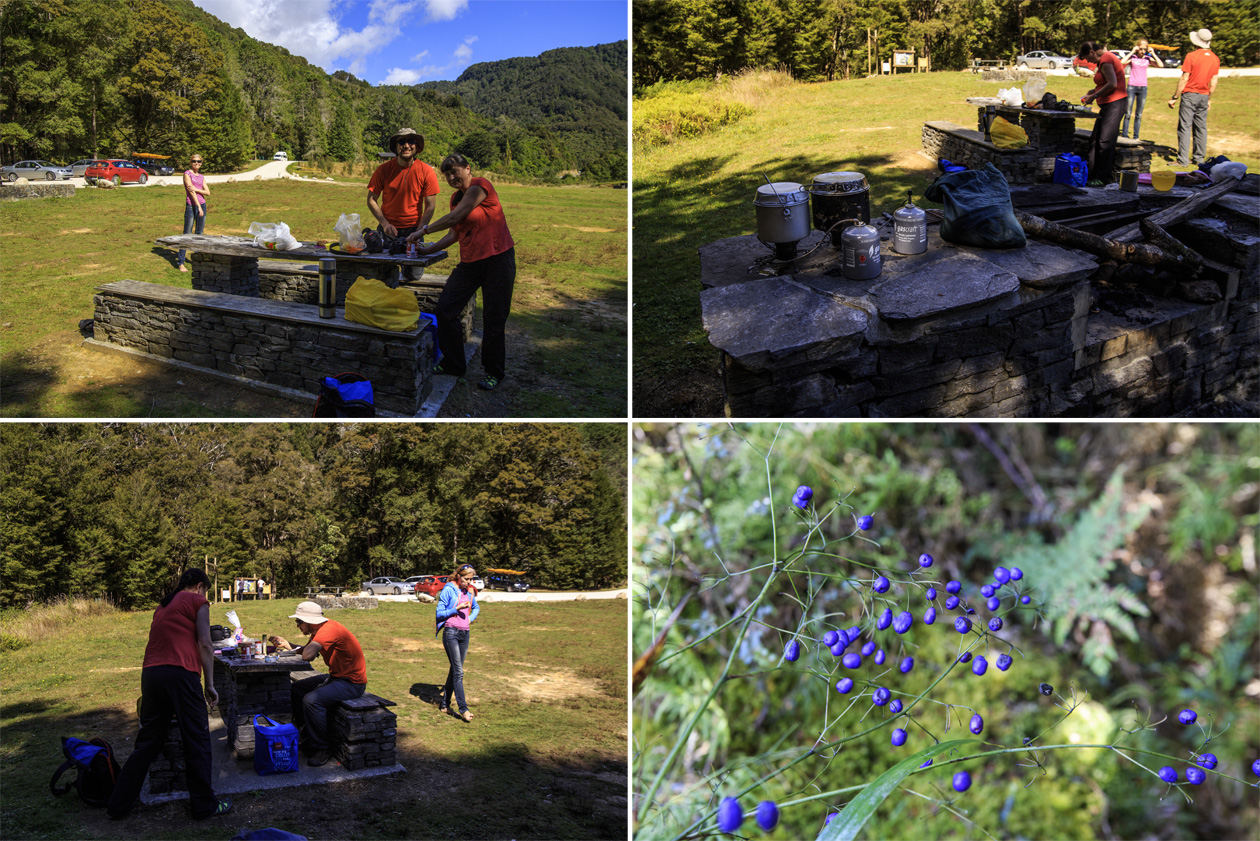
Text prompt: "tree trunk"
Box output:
[[1015, 210, 1202, 274]]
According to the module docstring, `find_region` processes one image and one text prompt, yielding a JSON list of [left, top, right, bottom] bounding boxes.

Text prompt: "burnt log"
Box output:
[[1104, 175, 1243, 243], [1015, 211, 1202, 274]]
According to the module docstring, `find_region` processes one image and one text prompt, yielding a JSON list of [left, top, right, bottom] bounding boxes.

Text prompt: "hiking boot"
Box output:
[[308, 749, 332, 767], [477, 375, 500, 391], [194, 799, 232, 820]]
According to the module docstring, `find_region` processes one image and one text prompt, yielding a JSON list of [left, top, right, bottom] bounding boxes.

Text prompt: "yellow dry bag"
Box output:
[[988, 116, 1029, 149], [343, 277, 419, 332]]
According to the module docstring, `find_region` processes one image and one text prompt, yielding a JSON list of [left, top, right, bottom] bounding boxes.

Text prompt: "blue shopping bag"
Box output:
[[253, 715, 299, 775], [1053, 154, 1088, 188]]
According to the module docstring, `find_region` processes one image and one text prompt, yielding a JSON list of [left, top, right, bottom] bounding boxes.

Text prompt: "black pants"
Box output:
[[436, 247, 516, 379], [107, 665, 217, 818], [1087, 97, 1127, 184]]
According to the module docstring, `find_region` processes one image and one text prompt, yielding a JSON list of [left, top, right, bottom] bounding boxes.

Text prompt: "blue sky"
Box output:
[[192, 0, 628, 85]]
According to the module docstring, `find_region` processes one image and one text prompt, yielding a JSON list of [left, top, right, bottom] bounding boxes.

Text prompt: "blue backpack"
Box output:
[[50, 736, 121, 807], [1053, 154, 1089, 188], [253, 715, 299, 775], [313, 372, 375, 417]]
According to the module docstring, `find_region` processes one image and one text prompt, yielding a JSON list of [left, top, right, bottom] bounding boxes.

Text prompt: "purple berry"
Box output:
[[920, 759, 933, 768], [996, 653, 1013, 671], [981, 584, 995, 598], [830, 639, 846, 656], [994, 566, 1011, 584], [843, 652, 862, 669], [1039, 682, 1053, 696], [1178, 709, 1197, 725], [891, 728, 907, 747], [946, 581, 961, 594], [825, 813, 838, 826], [988, 617, 1003, 632], [791, 485, 813, 509], [1185, 767, 1206, 786], [874, 649, 886, 666], [845, 626, 861, 644], [873, 575, 890, 593], [1252, 759, 1260, 777], [969, 713, 984, 734], [972, 656, 988, 676], [952, 771, 971, 792], [836, 677, 854, 694], [872, 686, 891, 706], [784, 640, 801, 661], [986, 596, 1000, 611], [945, 595, 960, 610], [1198, 753, 1218, 770], [919, 553, 934, 568], [823, 630, 839, 647], [889, 699, 903, 713], [926, 587, 937, 601], [955, 616, 972, 634], [893, 611, 913, 634], [862, 641, 876, 656], [717, 796, 742, 833], [857, 515, 874, 530], [877, 608, 893, 630], [1020, 595, 1031, 605], [957, 651, 972, 664], [756, 801, 779, 831], [1157, 766, 1178, 784], [1010, 567, 1023, 581], [899, 656, 914, 673], [924, 606, 937, 625]]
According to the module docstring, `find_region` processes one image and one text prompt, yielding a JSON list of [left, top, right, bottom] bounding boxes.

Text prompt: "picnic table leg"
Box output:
[[189, 253, 260, 297]]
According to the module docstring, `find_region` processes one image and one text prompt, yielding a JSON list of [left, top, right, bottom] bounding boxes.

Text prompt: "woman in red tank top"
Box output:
[[1077, 42, 1129, 186]]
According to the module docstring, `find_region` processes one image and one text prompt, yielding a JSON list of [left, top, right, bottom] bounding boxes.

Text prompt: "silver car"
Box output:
[[361, 576, 414, 595], [1016, 51, 1071, 70], [1, 160, 73, 181], [69, 159, 104, 177]]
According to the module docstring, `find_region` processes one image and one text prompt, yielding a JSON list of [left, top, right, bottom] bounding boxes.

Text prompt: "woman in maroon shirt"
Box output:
[[107, 569, 231, 821], [1078, 41, 1129, 186]]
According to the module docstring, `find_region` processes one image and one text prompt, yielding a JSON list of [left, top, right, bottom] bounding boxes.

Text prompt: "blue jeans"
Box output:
[[441, 627, 471, 713], [290, 674, 365, 750], [1121, 85, 1147, 139], [177, 203, 206, 266], [1177, 92, 1211, 166]]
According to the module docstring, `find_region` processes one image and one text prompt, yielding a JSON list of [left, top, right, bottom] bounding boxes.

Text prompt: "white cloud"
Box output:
[[425, 0, 468, 21], [453, 43, 473, 61], [384, 67, 423, 84], [411, 50, 430, 62]]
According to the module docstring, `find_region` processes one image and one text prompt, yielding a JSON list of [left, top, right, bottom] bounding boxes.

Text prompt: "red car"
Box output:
[[405, 575, 449, 597], [85, 159, 148, 186]]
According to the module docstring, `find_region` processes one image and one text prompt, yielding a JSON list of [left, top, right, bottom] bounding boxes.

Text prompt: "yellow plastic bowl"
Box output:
[[1151, 171, 1176, 191]]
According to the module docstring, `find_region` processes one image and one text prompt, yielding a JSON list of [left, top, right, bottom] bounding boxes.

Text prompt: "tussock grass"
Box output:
[[634, 68, 795, 150], [0, 595, 120, 650]]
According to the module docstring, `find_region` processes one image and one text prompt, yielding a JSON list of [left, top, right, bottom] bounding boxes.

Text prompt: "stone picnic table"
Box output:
[[966, 97, 1098, 155], [156, 234, 448, 303], [212, 650, 313, 759]]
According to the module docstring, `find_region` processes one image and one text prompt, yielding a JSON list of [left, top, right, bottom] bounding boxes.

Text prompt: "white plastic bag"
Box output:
[[248, 221, 301, 251], [1021, 77, 1046, 105], [996, 87, 1024, 107], [333, 212, 366, 254]]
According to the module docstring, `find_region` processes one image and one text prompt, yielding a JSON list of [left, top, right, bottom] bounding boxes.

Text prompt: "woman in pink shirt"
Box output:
[[435, 563, 481, 721], [177, 153, 210, 272], [1121, 39, 1164, 139]]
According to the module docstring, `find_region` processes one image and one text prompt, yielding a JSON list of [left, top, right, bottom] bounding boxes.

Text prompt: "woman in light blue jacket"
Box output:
[[435, 564, 480, 721]]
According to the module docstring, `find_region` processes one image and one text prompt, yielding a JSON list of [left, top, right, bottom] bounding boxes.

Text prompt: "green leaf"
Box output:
[[815, 739, 979, 841]]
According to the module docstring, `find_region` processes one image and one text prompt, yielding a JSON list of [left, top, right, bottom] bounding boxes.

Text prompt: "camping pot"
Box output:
[[318, 257, 336, 318], [754, 182, 811, 260], [1119, 171, 1138, 192], [808, 171, 870, 247], [892, 191, 927, 255], [840, 220, 883, 280], [210, 624, 229, 644]]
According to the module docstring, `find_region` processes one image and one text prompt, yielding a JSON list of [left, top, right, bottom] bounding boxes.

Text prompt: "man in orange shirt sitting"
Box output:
[[272, 601, 367, 767], [367, 127, 440, 282], [1168, 28, 1221, 167]]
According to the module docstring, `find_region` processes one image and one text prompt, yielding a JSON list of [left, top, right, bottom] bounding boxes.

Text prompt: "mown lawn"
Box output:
[[0, 598, 627, 840], [631, 70, 1260, 416], [0, 178, 627, 418]]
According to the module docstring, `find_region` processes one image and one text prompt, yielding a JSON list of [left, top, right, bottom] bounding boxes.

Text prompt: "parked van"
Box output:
[[273, 151, 288, 161], [484, 568, 531, 592]]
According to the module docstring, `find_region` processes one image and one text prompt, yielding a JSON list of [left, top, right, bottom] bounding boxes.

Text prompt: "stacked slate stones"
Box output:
[[190, 254, 260, 296], [331, 695, 398, 770], [223, 672, 295, 758]]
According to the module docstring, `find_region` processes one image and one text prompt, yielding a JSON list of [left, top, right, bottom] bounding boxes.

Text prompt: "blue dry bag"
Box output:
[[253, 715, 299, 776], [1053, 154, 1088, 188]]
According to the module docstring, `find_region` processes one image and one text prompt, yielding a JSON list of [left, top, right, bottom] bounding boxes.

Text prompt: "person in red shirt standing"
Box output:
[[367, 127, 440, 282], [407, 153, 517, 391], [1168, 29, 1221, 167], [272, 601, 367, 767], [107, 569, 232, 821], [1077, 41, 1128, 186]]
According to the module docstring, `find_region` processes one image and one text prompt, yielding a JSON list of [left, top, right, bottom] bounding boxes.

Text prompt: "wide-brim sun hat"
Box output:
[[389, 127, 425, 154], [289, 601, 328, 624], [1189, 28, 1212, 49]]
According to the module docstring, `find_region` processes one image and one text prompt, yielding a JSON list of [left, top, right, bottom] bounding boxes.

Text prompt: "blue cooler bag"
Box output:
[[253, 715, 299, 776], [1053, 154, 1088, 187]]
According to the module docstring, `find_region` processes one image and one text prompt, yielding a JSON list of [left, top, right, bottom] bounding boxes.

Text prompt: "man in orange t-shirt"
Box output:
[[274, 601, 367, 767], [367, 126, 440, 281], [1168, 28, 1221, 166]]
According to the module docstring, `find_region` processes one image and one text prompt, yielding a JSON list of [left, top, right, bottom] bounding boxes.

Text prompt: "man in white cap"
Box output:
[[367, 127, 440, 281], [1168, 28, 1220, 167], [271, 601, 367, 767]]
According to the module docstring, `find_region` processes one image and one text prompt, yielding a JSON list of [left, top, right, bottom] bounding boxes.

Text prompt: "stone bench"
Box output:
[[313, 595, 378, 611], [921, 121, 1041, 183], [329, 693, 397, 770], [0, 181, 75, 201], [256, 261, 474, 342], [89, 279, 435, 415]]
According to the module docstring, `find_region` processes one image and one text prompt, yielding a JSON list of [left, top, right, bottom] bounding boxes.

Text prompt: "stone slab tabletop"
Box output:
[[157, 234, 447, 267], [213, 652, 313, 674], [966, 98, 1099, 120]]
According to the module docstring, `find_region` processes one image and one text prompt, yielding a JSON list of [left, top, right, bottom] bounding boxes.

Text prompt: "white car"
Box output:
[[273, 151, 288, 161], [362, 576, 414, 595], [1016, 51, 1071, 70]]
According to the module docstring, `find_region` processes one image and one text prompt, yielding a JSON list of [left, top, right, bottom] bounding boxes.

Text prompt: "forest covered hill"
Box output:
[[0, 0, 627, 180]]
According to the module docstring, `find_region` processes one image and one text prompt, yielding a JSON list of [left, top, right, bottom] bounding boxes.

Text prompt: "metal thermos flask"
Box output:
[[840, 220, 883, 281], [893, 192, 928, 255], [318, 257, 336, 318]]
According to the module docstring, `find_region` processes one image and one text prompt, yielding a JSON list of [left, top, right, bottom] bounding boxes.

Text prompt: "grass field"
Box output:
[[0, 177, 627, 418], [631, 70, 1260, 417], [0, 598, 627, 840]]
